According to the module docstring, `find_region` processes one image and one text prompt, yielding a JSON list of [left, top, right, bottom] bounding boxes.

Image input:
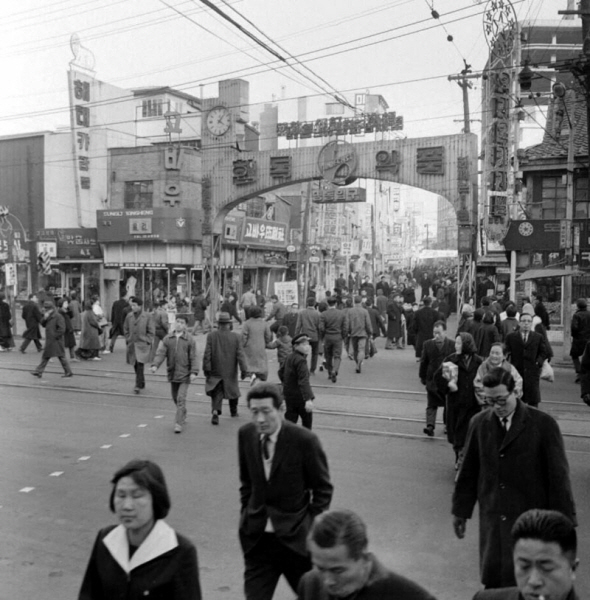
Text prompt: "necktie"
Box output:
[[523, 333, 528, 343], [502, 417, 509, 432], [261, 435, 270, 460]]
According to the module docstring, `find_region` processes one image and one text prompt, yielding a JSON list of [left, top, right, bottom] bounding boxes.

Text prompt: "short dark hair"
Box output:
[[482, 297, 491, 306], [28, 293, 36, 300], [422, 296, 432, 306], [483, 311, 495, 325], [175, 314, 188, 323], [246, 382, 284, 409], [327, 297, 337, 306], [482, 366, 516, 392], [83, 299, 93, 311], [129, 296, 143, 307], [56, 297, 65, 308], [277, 325, 288, 336], [354, 296, 362, 304], [308, 510, 368, 560], [433, 320, 446, 330], [249, 306, 262, 319], [576, 298, 587, 309], [519, 313, 532, 321], [270, 294, 278, 301], [506, 304, 517, 317], [490, 342, 505, 353], [109, 459, 171, 520], [306, 297, 315, 307], [511, 509, 577, 558]]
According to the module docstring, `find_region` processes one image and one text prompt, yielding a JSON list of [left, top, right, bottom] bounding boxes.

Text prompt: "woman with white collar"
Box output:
[[79, 459, 201, 600]]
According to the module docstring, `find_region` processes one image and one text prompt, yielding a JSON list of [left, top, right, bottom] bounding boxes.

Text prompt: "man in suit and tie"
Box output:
[[238, 382, 333, 600], [504, 313, 549, 406], [419, 320, 455, 437], [453, 368, 576, 589]]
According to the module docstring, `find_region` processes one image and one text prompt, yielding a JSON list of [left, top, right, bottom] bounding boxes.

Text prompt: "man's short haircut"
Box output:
[[83, 299, 93, 311], [159, 299, 168, 307], [175, 314, 188, 323], [246, 382, 284, 409], [482, 297, 491, 306], [422, 296, 432, 306], [519, 312, 532, 321], [506, 304, 517, 317], [28, 293, 36, 300], [308, 509, 368, 561], [306, 297, 315, 307], [270, 294, 278, 301], [433, 320, 446, 330], [511, 509, 577, 558], [576, 298, 587, 309], [354, 296, 362, 304], [327, 297, 337, 306], [482, 366, 516, 392], [109, 459, 171, 520], [483, 311, 495, 325], [490, 341, 505, 353], [129, 296, 143, 307], [249, 305, 262, 319], [56, 297, 65, 308], [277, 325, 288, 336]]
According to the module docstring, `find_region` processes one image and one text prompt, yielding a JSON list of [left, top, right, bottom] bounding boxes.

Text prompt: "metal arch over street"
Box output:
[[205, 133, 479, 233]]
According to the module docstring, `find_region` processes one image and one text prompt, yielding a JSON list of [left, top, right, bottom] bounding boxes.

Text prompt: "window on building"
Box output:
[[245, 197, 265, 218], [124, 181, 153, 209], [325, 103, 345, 115], [575, 177, 590, 218], [530, 177, 567, 219], [142, 99, 163, 118]]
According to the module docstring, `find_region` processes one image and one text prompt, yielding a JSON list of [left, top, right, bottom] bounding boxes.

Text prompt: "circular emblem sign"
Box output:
[[518, 222, 533, 237], [317, 140, 358, 186], [286, 245, 296, 253]]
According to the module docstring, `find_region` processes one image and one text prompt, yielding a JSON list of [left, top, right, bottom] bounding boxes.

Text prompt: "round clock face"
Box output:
[[206, 106, 231, 137], [518, 222, 534, 237]]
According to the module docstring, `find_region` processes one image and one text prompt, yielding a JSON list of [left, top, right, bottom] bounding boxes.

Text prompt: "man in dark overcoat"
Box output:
[[570, 297, 590, 380], [0, 292, 14, 350], [31, 301, 73, 378], [238, 382, 332, 600], [106, 294, 130, 353], [412, 296, 440, 358], [452, 367, 576, 590], [504, 313, 548, 406], [203, 311, 248, 424], [419, 319, 455, 436], [20, 293, 43, 353], [124, 297, 155, 394], [385, 294, 404, 349]]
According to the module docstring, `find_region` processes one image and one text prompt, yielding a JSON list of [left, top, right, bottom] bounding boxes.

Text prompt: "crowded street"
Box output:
[[1, 318, 589, 599]]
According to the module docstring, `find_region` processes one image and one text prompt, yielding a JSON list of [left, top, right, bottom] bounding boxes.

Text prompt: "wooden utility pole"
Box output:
[[448, 64, 481, 134], [26, 147, 38, 293]]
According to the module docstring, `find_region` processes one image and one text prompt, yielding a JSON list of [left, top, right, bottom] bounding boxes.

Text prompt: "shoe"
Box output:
[[19, 349, 25, 354], [423, 426, 434, 437], [211, 411, 219, 425], [71, 357, 80, 362], [174, 423, 183, 434], [92, 357, 102, 361], [575, 375, 581, 383], [31, 371, 42, 378], [230, 410, 239, 417], [133, 387, 140, 394], [357, 361, 362, 374], [62, 373, 73, 378], [102, 350, 111, 354], [310, 371, 315, 376], [331, 373, 337, 383], [582, 394, 590, 407], [319, 365, 324, 372]]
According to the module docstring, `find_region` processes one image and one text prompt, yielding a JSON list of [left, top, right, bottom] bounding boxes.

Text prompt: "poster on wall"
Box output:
[[274, 281, 298, 305]]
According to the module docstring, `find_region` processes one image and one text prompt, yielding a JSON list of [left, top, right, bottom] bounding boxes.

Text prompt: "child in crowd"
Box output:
[[266, 325, 292, 374]]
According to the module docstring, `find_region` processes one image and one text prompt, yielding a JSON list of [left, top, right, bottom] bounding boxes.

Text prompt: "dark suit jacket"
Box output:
[[453, 400, 576, 588], [319, 307, 346, 339], [419, 337, 455, 392], [203, 328, 247, 399], [238, 420, 333, 557], [505, 330, 548, 405], [22, 301, 43, 340], [474, 588, 578, 600]]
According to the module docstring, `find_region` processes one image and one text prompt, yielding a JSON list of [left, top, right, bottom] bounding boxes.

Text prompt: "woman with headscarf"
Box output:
[[77, 300, 102, 360], [436, 332, 483, 469], [473, 341, 523, 406]]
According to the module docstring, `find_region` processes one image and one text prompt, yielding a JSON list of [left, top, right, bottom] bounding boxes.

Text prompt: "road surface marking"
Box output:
[[119, 434, 130, 438], [78, 456, 90, 461], [49, 472, 63, 477], [100, 445, 112, 449], [20, 487, 35, 493]]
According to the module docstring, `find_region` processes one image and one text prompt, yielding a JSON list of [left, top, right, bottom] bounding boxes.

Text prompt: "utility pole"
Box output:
[[300, 181, 312, 305], [27, 147, 38, 293], [448, 62, 482, 133]]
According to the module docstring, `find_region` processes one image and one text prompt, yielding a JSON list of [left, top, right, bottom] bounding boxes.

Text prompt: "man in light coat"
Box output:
[[204, 312, 249, 424], [124, 297, 155, 394], [295, 297, 321, 374], [151, 315, 199, 433], [345, 296, 372, 374], [242, 306, 272, 383], [452, 367, 576, 589]]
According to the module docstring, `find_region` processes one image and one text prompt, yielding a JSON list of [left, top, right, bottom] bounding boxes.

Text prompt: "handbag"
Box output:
[[540, 359, 554, 383]]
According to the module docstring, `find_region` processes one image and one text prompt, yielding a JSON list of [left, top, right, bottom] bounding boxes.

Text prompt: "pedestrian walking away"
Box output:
[[299, 509, 437, 600], [124, 297, 155, 394], [319, 297, 346, 383], [20, 293, 43, 353], [151, 315, 199, 434], [345, 296, 372, 374], [570, 297, 590, 382], [279, 333, 315, 429], [31, 301, 73, 378], [238, 383, 333, 600], [296, 297, 321, 374], [266, 325, 292, 373], [78, 459, 202, 600], [203, 311, 249, 424], [242, 305, 272, 384], [0, 292, 14, 351], [57, 297, 77, 361], [77, 300, 102, 361], [452, 367, 576, 589], [106, 294, 130, 353]]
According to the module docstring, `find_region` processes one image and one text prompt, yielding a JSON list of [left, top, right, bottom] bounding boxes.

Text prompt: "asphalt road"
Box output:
[[1, 324, 589, 600]]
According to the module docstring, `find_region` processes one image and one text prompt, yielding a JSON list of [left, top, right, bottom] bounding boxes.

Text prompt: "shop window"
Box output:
[[532, 177, 567, 219], [575, 178, 589, 218], [124, 181, 153, 209], [142, 98, 163, 118]]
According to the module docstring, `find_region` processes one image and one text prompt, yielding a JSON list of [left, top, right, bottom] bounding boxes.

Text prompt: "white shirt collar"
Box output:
[[497, 410, 515, 431], [102, 519, 178, 574]]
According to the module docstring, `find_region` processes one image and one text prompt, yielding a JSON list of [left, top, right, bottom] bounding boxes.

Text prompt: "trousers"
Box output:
[[34, 355, 72, 376], [171, 381, 189, 425], [323, 335, 343, 375], [285, 401, 312, 430], [134, 362, 145, 389], [209, 381, 238, 415]]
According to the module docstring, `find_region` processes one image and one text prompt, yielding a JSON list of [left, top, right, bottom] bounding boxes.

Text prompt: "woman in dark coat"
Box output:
[[79, 459, 201, 600], [385, 295, 403, 349], [57, 298, 77, 360], [0, 292, 14, 350], [437, 332, 483, 468], [77, 300, 101, 360], [475, 311, 501, 358], [20, 294, 43, 353]]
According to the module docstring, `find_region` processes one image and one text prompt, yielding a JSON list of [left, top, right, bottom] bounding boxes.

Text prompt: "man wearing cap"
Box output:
[[204, 311, 249, 424], [279, 333, 315, 429], [31, 301, 73, 378]]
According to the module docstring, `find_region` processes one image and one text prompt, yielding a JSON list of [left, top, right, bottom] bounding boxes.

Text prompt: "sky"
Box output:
[[0, 0, 565, 141]]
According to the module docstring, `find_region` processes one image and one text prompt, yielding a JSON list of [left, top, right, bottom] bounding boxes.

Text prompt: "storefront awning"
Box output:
[[515, 268, 585, 281]]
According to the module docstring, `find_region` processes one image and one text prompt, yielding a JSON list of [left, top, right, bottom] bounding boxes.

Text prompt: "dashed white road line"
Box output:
[[119, 434, 130, 438], [100, 444, 112, 449], [20, 487, 35, 493], [138, 424, 147, 428], [78, 456, 91, 461], [49, 472, 63, 477]]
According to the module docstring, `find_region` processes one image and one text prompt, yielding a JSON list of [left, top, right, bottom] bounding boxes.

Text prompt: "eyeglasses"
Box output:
[[483, 394, 512, 406]]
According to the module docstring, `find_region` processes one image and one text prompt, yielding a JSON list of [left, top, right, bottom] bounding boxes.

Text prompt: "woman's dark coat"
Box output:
[[59, 308, 76, 349], [386, 300, 403, 339], [79, 309, 101, 351], [0, 301, 13, 347], [40, 311, 66, 358], [437, 350, 483, 451], [475, 323, 501, 358]]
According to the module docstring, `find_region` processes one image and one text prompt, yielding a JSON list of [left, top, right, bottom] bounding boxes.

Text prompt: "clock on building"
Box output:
[[518, 222, 533, 237], [206, 106, 231, 137]]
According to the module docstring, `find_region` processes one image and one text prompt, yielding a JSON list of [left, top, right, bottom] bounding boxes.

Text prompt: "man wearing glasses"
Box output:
[[452, 368, 576, 590]]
